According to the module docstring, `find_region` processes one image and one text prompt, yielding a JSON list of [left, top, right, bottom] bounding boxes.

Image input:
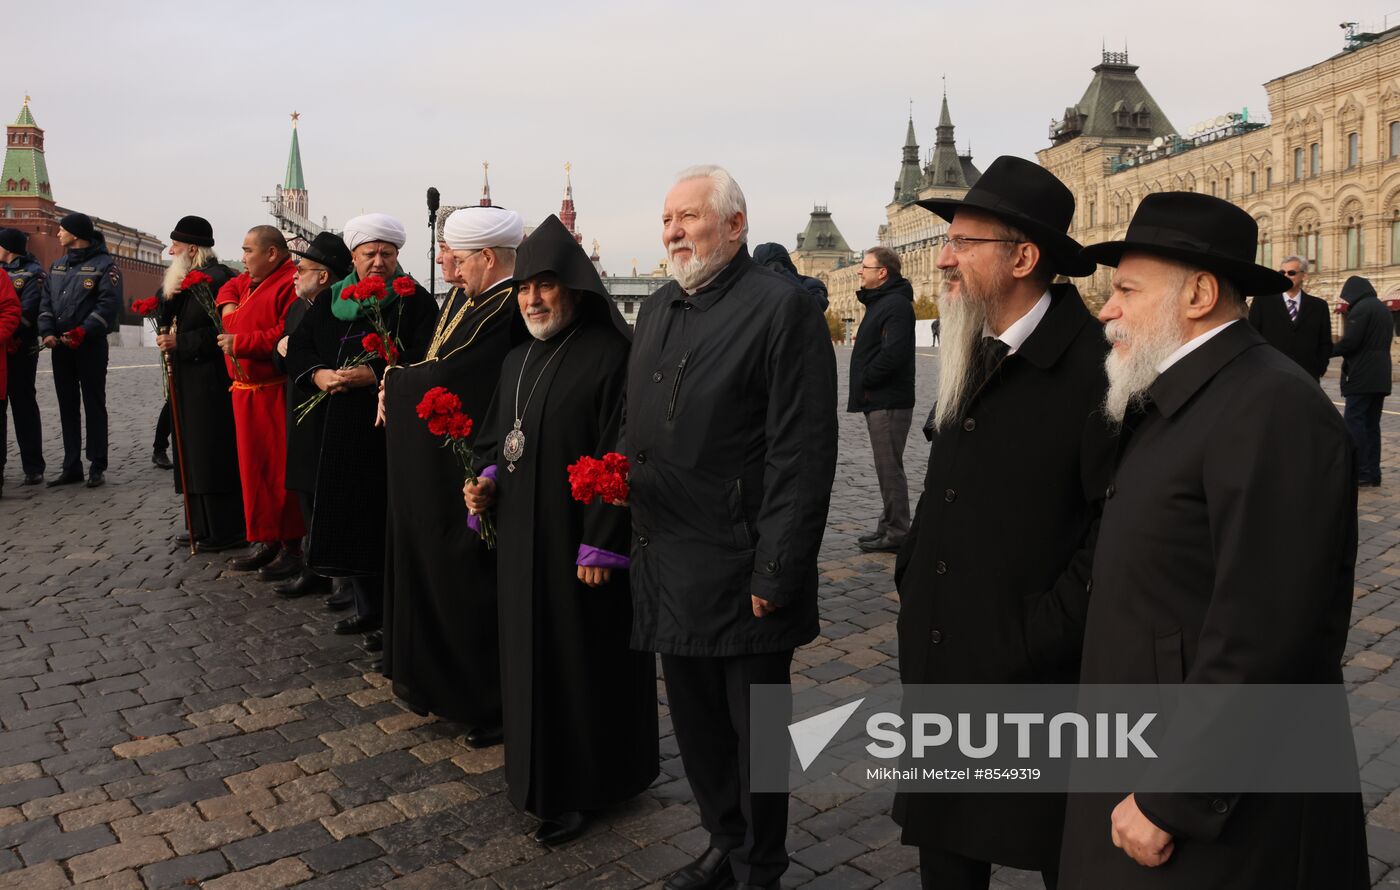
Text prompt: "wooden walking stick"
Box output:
[[162, 323, 197, 556]]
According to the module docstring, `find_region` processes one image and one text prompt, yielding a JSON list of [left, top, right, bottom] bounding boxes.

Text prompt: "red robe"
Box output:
[[0, 270, 19, 399], [215, 258, 304, 543]]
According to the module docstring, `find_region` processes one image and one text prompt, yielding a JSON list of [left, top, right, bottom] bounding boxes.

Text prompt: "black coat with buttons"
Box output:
[[1059, 321, 1366, 889], [624, 247, 838, 656], [891, 284, 1116, 868]]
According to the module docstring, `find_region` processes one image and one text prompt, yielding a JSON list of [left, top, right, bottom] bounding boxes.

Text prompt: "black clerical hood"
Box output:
[[515, 215, 631, 339]]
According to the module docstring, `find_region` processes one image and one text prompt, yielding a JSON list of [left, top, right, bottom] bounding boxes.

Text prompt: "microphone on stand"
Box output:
[[427, 187, 440, 299]]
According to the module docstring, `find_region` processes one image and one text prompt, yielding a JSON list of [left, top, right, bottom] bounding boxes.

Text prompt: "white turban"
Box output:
[[342, 213, 407, 250], [442, 206, 524, 251]]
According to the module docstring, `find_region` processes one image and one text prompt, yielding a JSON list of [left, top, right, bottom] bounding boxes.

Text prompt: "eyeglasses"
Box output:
[[860, 264, 883, 271], [946, 235, 1025, 254], [1280, 269, 1301, 276]]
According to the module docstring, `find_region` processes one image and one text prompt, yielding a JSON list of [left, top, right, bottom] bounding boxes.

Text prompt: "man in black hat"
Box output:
[[154, 216, 244, 549], [464, 215, 657, 846], [1333, 274, 1394, 487], [1059, 193, 1366, 889], [0, 227, 47, 486], [891, 155, 1116, 889], [272, 231, 352, 601], [38, 212, 121, 487]]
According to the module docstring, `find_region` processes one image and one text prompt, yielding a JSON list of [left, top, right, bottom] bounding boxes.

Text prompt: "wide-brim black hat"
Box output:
[[290, 231, 353, 281], [916, 155, 1095, 277], [1081, 192, 1289, 296], [514, 215, 631, 340], [170, 215, 215, 248]]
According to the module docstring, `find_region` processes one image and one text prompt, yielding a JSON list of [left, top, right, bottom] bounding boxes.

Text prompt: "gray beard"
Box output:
[[670, 242, 726, 291], [932, 287, 991, 431], [1102, 311, 1188, 425], [525, 303, 576, 341], [162, 254, 193, 299]]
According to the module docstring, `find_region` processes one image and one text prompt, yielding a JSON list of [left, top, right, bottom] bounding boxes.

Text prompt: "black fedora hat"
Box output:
[[170, 215, 215, 247], [916, 155, 1094, 277], [290, 231, 353, 281], [1081, 192, 1289, 296]]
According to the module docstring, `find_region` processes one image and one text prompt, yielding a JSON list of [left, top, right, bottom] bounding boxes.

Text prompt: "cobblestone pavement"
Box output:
[[2, 345, 1400, 889]]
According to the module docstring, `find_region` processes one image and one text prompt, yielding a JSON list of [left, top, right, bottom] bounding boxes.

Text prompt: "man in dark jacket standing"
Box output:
[[0, 227, 46, 485], [1061, 192, 1366, 889], [1246, 254, 1331, 380], [849, 246, 915, 552], [38, 212, 121, 488], [627, 165, 838, 890], [893, 156, 1114, 890], [1334, 274, 1394, 486]]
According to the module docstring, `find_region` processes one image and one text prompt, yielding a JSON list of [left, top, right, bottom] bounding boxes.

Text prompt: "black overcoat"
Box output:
[[382, 282, 520, 724], [1060, 321, 1367, 889], [848, 276, 916, 412], [274, 294, 321, 494], [625, 249, 839, 656], [1333, 279, 1394, 395], [286, 280, 436, 576], [477, 317, 658, 818], [890, 285, 1116, 869], [1246, 290, 1332, 379], [160, 262, 241, 495]]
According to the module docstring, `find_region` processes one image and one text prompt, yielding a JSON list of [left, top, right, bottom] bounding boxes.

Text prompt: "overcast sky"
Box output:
[[10, 1, 1395, 281]]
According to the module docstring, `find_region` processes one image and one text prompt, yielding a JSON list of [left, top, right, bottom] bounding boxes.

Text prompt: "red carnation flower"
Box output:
[[427, 415, 451, 437], [392, 276, 416, 297], [61, 327, 86, 349], [416, 386, 461, 421], [445, 413, 473, 440], [359, 276, 387, 300], [339, 282, 361, 301], [132, 297, 159, 316], [179, 270, 212, 291]]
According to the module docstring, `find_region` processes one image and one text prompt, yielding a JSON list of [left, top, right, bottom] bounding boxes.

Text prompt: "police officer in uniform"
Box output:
[[38, 212, 121, 488], [0, 227, 46, 485]]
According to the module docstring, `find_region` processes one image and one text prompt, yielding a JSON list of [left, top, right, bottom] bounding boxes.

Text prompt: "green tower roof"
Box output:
[[13, 103, 35, 127], [284, 119, 305, 191], [2, 100, 51, 199]]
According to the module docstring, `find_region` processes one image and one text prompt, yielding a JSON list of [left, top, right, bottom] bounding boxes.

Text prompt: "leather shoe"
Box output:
[[22, 474, 43, 486], [201, 537, 247, 553], [334, 614, 381, 635], [465, 724, 503, 748], [325, 590, 353, 612], [274, 570, 330, 599], [258, 549, 303, 582], [665, 847, 734, 890], [229, 542, 280, 572], [85, 471, 105, 488], [856, 530, 883, 543], [47, 471, 83, 487], [534, 810, 587, 845], [858, 536, 902, 553], [368, 657, 384, 673], [363, 630, 383, 652], [152, 448, 173, 469]]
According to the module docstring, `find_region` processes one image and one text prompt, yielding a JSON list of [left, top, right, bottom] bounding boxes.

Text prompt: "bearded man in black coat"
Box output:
[[464, 215, 657, 847], [1059, 193, 1366, 889], [626, 166, 838, 890], [891, 156, 1115, 890]]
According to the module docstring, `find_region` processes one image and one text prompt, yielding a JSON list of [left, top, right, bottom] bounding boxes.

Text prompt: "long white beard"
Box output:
[[162, 253, 193, 299], [669, 240, 727, 291], [932, 287, 990, 431], [1102, 308, 1188, 425]]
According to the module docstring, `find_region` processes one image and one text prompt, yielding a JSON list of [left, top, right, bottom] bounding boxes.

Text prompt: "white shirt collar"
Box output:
[[484, 275, 513, 294], [985, 290, 1051, 355], [1156, 319, 1239, 374]]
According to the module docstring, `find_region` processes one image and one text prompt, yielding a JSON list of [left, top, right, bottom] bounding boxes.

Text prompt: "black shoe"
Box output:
[[325, 591, 353, 612], [22, 474, 43, 486], [85, 471, 105, 488], [368, 657, 384, 673], [229, 542, 280, 572], [152, 448, 172, 469], [47, 471, 83, 487], [363, 630, 383, 652], [1359, 480, 1382, 488], [857, 530, 883, 543], [200, 537, 248, 553], [665, 847, 735, 890], [858, 535, 902, 553], [258, 549, 303, 582], [334, 614, 381, 635], [534, 810, 587, 845], [274, 570, 330, 599], [465, 724, 503, 748]]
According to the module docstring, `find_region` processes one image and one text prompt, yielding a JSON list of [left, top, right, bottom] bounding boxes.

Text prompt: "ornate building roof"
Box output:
[[795, 205, 852, 254], [2, 97, 51, 199], [924, 93, 969, 189], [894, 116, 922, 204], [284, 113, 306, 191], [1050, 50, 1177, 145]]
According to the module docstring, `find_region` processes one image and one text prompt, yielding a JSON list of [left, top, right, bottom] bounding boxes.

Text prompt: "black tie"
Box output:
[[981, 336, 1010, 382]]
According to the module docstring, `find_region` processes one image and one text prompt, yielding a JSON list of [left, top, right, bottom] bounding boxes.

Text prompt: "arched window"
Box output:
[[1391, 210, 1400, 264], [1391, 122, 1400, 159], [1349, 132, 1360, 168], [1294, 148, 1304, 181], [1310, 143, 1321, 176], [1346, 215, 1364, 269]]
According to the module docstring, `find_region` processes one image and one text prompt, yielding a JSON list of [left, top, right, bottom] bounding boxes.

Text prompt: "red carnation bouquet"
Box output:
[[417, 385, 495, 549], [132, 296, 168, 399], [567, 452, 631, 504], [294, 275, 413, 424], [35, 325, 86, 354], [180, 269, 243, 381]]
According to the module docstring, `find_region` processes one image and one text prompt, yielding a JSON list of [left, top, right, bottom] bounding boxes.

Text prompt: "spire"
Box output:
[[924, 88, 969, 191], [480, 161, 492, 206], [284, 112, 305, 191], [2, 96, 52, 199], [559, 162, 581, 244], [894, 108, 922, 204]]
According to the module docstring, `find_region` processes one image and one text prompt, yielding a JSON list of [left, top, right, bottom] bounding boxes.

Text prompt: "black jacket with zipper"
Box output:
[[848, 275, 915, 412]]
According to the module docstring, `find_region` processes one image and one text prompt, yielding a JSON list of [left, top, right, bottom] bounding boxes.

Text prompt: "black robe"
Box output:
[[478, 316, 658, 818], [382, 282, 519, 724], [274, 294, 322, 495], [286, 281, 437, 576]]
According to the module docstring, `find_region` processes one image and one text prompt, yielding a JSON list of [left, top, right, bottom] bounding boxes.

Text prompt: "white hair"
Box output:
[[1281, 254, 1309, 274], [675, 164, 749, 243]]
